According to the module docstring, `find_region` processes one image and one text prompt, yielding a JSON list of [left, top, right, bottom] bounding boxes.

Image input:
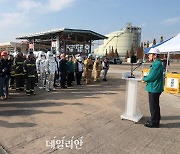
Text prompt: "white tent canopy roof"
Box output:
[[157, 33, 180, 53], [144, 33, 180, 54]]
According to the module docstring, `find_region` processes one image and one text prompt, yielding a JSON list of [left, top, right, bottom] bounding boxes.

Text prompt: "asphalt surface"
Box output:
[[0, 63, 180, 154]]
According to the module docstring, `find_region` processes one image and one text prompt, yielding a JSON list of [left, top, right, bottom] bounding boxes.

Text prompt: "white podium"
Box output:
[[121, 72, 143, 123]]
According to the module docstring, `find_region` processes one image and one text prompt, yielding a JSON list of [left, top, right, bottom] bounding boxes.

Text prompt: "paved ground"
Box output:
[[0, 63, 180, 154]]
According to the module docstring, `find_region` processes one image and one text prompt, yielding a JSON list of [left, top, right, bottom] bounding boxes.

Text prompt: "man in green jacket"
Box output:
[[143, 48, 164, 128]]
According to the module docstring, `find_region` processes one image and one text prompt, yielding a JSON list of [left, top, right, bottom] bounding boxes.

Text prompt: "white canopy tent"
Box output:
[[144, 33, 180, 74], [157, 33, 180, 53], [157, 33, 180, 74]]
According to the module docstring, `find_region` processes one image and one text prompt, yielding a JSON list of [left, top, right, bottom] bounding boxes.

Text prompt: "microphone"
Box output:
[[128, 60, 146, 78], [137, 60, 146, 66]]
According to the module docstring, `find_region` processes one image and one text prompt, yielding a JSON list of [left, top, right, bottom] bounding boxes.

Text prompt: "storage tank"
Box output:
[[94, 23, 141, 57]]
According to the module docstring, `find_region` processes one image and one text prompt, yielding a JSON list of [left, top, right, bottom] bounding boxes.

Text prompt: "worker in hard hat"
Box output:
[[0, 51, 11, 99], [75, 56, 83, 85], [93, 56, 102, 82], [142, 48, 164, 128], [102, 57, 110, 81], [84, 54, 93, 84]]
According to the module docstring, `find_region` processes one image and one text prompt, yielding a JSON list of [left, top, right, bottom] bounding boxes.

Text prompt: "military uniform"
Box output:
[[24, 57, 37, 95], [84, 58, 93, 84]]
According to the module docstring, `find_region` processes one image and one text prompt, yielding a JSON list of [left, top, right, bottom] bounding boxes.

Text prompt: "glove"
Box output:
[[2, 68, 7, 72]]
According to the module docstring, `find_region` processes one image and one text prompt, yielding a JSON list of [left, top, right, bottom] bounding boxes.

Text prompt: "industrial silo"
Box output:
[[94, 23, 141, 57]]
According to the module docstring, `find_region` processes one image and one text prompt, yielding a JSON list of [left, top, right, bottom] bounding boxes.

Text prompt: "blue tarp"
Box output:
[[144, 37, 173, 54]]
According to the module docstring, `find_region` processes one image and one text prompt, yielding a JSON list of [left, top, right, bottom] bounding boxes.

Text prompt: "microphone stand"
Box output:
[[128, 62, 143, 78]]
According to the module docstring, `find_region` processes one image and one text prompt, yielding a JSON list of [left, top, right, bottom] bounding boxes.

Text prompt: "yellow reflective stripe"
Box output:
[[28, 75, 36, 77], [17, 62, 23, 64], [15, 73, 24, 76], [26, 64, 35, 66]]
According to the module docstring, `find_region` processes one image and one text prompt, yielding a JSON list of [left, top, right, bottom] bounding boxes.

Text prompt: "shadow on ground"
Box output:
[[0, 120, 37, 128], [138, 116, 180, 128], [3, 76, 125, 102]]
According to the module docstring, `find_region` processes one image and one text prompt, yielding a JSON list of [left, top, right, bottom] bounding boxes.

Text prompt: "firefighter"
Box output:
[[36, 51, 46, 89], [14, 52, 25, 91], [93, 56, 102, 82], [84, 54, 93, 84], [24, 51, 37, 96]]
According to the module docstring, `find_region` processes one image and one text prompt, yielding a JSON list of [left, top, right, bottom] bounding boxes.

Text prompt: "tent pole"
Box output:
[[165, 52, 170, 75], [141, 53, 145, 74]]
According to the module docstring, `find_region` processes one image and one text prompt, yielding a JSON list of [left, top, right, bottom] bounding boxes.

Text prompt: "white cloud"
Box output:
[[0, 12, 33, 42], [46, 0, 75, 12], [17, 0, 42, 11], [0, 0, 76, 42], [17, 0, 75, 13], [0, 12, 30, 28], [163, 17, 180, 26]]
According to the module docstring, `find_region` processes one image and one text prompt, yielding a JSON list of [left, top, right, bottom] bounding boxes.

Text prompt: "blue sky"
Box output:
[[0, 0, 180, 44]]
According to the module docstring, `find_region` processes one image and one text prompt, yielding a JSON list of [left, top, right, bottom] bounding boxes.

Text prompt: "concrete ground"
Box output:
[[0, 63, 180, 154]]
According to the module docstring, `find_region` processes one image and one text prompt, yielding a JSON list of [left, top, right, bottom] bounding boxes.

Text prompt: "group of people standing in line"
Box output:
[[0, 50, 110, 100]]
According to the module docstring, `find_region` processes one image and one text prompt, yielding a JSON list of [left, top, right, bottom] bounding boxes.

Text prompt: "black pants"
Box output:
[[60, 73, 67, 88], [15, 75, 24, 90], [67, 72, 74, 86], [26, 77, 36, 94], [10, 75, 15, 88], [76, 72, 83, 85], [148, 92, 162, 124], [54, 71, 59, 87]]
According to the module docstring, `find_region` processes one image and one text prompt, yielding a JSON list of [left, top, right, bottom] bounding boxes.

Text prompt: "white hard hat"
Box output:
[[77, 56, 82, 61], [148, 48, 160, 54]]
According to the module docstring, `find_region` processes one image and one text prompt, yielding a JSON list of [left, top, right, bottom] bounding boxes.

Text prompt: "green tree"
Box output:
[[108, 46, 115, 59], [137, 45, 143, 59], [160, 36, 163, 42], [114, 48, 119, 58], [147, 41, 149, 48], [125, 50, 129, 59], [153, 38, 156, 45], [105, 49, 108, 57], [129, 44, 134, 57]]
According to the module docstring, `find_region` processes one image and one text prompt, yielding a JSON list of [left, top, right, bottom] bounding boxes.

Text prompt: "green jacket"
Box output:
[[143, 59, 164, 93], [67, 61, 75, 73]]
